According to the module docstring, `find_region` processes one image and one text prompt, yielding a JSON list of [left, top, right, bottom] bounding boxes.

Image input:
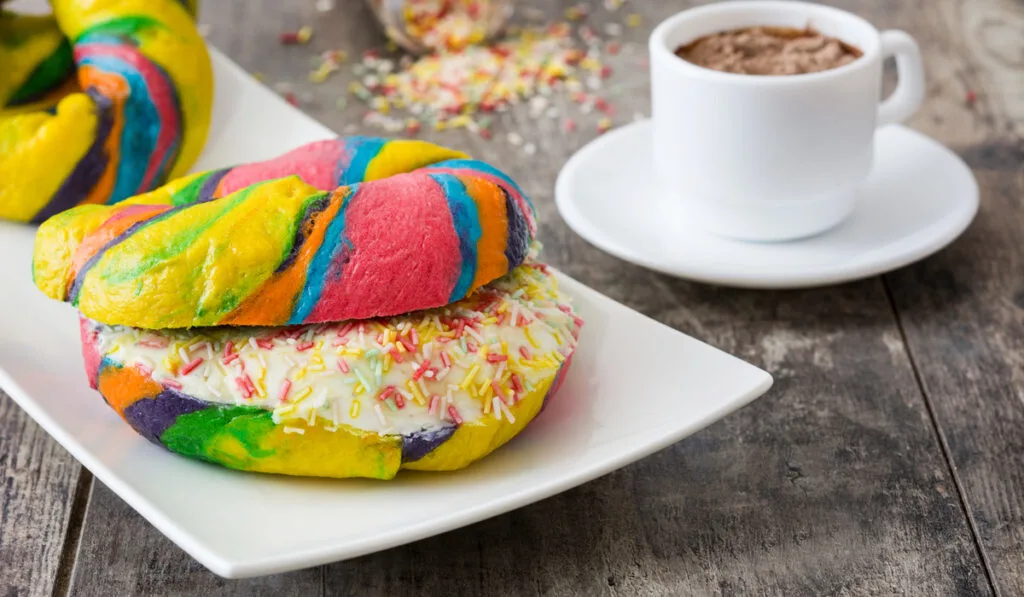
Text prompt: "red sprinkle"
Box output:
[[279, 31, 300, 44], [138, 339, 168, 349], [278, 379, 293, 402], [136, 364, 154, 377], [440, 351, 452, 368], [162, 378, 183, 390], [256, 338, 274, 350], [236, 374, 256, 398], [486, 353, 508, 363], [519, 346, 532, 359], [378, 386, 396, 401], [222, 352, 240, 365], [180, 357, 204, 376], [337, 358, 350, 373], [511, 374, 524, 393], [479, 128, 493, 140], [399, 336, 416, 353], [295, 340, 315, 351], [447, 405, 464, 425], [394, 394, 406, 409], [224, 340, 235, 357], [966, 90, 977, 105], [412, 360, 431, 380], [284, 92, 299, 107]]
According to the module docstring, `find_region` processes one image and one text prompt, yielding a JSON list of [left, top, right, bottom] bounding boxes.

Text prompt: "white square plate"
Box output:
[[0, 49, 772, 578]]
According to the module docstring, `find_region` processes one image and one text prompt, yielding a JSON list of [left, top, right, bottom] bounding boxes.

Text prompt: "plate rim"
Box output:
[[555, 119, 980, 289]]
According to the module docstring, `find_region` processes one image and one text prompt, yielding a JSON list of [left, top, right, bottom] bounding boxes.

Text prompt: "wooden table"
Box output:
[[3, 0, 1022, 594]]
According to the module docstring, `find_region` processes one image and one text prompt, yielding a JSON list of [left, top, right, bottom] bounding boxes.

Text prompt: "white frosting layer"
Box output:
[[91, 261, 582, 436]]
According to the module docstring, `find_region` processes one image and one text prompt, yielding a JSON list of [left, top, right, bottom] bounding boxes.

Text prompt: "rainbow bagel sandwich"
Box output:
[[33, 137, 582, 479], [0, 0, 213, 223]]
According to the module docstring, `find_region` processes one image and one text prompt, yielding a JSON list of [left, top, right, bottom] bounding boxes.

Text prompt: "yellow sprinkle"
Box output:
[[297, 25, 313, 43], [460, 364, 480, 389], [553, 331, 563, 346], [293, 386, 313, 402], [295, 367, 308, 381], [552, 350, 566, 363], [480, 379, 494, 400], [312, 353, 323, 364], [349, 399, 361, 419], [308, 363, 325, 372], [396, 341, 406, 353], [501, 341, 508, 355], [406, 380, 427, 405], [480, 344, 488, 359], [276, 403, 297, 416], [383, 353, 392, 372], [110, 344, 121, 354], [626, 13, 642, 27], [315, 340, 324, 350], [524, 327, 540, 348], [355, 384, 365, 395], [483, 395, 492, 414]]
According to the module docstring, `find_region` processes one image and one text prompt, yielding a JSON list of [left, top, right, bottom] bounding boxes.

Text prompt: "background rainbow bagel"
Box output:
[[33, 137, 539, 328], [0, 0, 213, 223], [79, 260, 581, 479]]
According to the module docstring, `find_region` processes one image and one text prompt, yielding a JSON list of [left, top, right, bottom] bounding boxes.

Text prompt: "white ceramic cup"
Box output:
[[650, 1, 926, 241]]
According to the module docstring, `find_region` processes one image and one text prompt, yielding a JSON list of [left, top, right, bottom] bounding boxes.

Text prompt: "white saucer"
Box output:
[[555, 120, 979, 289]]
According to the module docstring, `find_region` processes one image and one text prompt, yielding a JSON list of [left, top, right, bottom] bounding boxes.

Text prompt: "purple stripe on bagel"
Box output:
[[122, 388, 209, 445], [33, 88, 115, 224], [501, 186, 530, 270], [401, 425, 457, 463], [197, 168, 230, 204]]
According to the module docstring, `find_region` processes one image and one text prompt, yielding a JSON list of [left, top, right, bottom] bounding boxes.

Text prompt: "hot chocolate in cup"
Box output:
[[649, 1, 926, 242]]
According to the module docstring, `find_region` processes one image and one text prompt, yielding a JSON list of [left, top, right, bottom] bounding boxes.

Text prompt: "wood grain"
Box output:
[[2, 0, 1017, 594], [881, 0, 1024, 594], [0, 391, 85, 597]]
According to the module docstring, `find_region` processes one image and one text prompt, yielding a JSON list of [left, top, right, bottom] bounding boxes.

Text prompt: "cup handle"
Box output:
[[876, 30, 926, 127]]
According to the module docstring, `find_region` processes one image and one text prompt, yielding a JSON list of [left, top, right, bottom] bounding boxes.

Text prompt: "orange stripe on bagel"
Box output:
[[97, 362, 163, 418], [462, 175, 510, 292], [77, 66, 127, 206], [65, 204, 172, 293], [221, 189, 347, 326]]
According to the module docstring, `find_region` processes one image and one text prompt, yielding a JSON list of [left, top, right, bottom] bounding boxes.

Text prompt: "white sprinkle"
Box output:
[[178, 347, 189, 363], [604, 23, 623, 36], [417, 378, 429, 398], [492, 397, 503, 421], [283, 426, 305, 435], [206, 382, 222, 398], [284, 355, 297, 367], [500, 399, 516, 424], [523, 143, 537, 156], [374, 404, 388, 425], [437, 367, 451, 381], [257, 352, 267, 368], [507, 132, 523, 146]]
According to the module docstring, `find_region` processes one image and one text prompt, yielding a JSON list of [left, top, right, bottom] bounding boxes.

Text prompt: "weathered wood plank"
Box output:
[[0, 390, 85, 597], [884, 0, 1024, 593], [66, 483, 322, 596], [59, 0, 996, 594]]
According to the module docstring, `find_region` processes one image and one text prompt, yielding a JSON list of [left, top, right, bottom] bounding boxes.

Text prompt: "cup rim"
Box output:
[[649, 0, 882, 84]]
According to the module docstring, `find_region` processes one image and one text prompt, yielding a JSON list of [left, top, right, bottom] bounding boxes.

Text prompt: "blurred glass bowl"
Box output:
[[366, 0, 514, 54]]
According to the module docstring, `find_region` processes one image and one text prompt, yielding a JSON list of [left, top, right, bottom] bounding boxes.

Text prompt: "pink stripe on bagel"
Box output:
[[308, 173, 462, 321], [215, 139, 346, 196]]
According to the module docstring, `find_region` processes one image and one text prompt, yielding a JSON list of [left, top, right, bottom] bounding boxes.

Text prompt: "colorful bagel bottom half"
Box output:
[[33, 136, 538, 329], [83, 259, 582, 479], [0, 0, 213, 223]]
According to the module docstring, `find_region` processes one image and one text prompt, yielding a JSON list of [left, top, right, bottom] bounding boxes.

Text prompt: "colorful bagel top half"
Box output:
[[0, 0, 213, 223], [33, 136, 539, 329]]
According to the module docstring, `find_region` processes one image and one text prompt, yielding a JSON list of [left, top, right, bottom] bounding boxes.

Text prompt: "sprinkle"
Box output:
[[283, 426, 305, 435], [222, 352, 240, 365], [279, 26, 312, 45], [597, 117, 613, 133], [374, 403, 388, 425], [278, 379, 293, 402], [626, 13, 642, 27], [460, 364, 480, 389], [180, 357, 204, 376], [407, 379, 427, 405], [499, 399, 516, 423], [965, 90, 977, 105], [350, 399, 361, 418], [428, 394, 441, 416], [440, 351, 452, 368], [293, 386, 313, 403], [524, 327, 540, 348], [447, 405, 464, 425], [162, 378, 183, 390], [377, 385, 396, 402], [224, 340, 235, 357], [296, 340, 315, 352], [337, 358, 350, 373], [492, 397, 503, 421]]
